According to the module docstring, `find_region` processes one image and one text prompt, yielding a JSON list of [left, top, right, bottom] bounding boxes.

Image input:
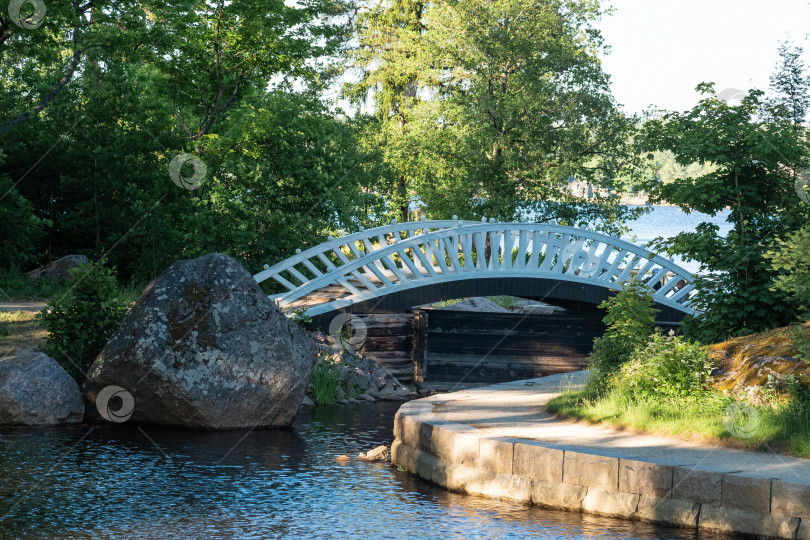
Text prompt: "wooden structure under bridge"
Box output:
[[254, 218, 700, 383]]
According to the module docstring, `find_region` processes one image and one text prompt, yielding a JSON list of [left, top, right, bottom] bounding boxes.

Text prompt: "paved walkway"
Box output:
[[0, 302, 45, 312], [430, 371, 810, 484]]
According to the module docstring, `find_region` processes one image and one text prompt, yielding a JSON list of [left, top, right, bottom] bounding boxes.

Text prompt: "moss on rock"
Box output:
[[709, 322, 810, 394]]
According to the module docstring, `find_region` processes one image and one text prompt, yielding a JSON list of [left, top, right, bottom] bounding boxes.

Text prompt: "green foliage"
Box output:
[[346, 0, 643, 224], [788, 325, 810, 361], [312, 354, 342, 405], [0, 172, 50, 269], [611, 332, 714, 401], [587, 281, 659, 388], [0, 0, 380, 285], [638, 82, 810, 343], [767, 41, 810, 128], [767, 225, 810, 318], [549, 324, 810, 458], [40, 262, 129, 383]]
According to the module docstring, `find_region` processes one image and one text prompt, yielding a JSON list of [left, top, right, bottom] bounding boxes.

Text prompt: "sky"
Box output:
[[596, 0, 810, 115]]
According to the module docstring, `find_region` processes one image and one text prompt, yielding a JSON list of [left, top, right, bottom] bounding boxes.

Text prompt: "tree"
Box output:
[[0, 1, 155, 135], [346, 0, 642, 226], [767, 41, 810, 130], [0, 0, 381, 286], [639, 83, 810, 342], [767, 224, 810, 319]]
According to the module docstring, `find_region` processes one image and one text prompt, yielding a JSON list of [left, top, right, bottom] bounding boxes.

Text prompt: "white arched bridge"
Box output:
[[253, 217, 700, 324]]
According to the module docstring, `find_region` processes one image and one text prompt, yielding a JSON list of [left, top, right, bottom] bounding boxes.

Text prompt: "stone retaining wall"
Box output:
[[392, 399, 810, 539]]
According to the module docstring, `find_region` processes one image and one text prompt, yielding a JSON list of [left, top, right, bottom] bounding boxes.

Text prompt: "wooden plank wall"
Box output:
[[352, 314, 415, 381], [422, 310, 605, 383]]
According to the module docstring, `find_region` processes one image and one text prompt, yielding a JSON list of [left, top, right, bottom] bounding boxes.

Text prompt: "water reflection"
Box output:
[[1, 402, 712, 539]]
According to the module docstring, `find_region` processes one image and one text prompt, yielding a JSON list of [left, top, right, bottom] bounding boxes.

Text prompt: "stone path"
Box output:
[[430, 372, 810, 483], [0, 302, 46, 312]]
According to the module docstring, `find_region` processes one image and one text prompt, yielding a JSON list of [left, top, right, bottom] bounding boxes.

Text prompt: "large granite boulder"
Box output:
[[0, 352, 84, 425], [86, 253, 318, 429], [25, 254, 89, 280]]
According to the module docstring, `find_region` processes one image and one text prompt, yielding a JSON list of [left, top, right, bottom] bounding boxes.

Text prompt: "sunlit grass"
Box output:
[[547, 387, 810, 458], [0, 310, 46, 357]]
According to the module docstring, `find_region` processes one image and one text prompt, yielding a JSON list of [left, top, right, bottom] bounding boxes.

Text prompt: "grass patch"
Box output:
[[0, 269, 72, 301], [547, 385, 810, 458], [0, 310, 47, 357], [312, 355, 342, 404], [0, 268, 146, 304]]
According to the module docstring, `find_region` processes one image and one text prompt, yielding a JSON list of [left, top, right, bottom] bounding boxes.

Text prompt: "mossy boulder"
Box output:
[[709, 322, 810, 395], [86, 253, 317, 429]]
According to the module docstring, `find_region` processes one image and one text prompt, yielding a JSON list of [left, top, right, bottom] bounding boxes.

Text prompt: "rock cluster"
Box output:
[[309, 332, 414, 404]]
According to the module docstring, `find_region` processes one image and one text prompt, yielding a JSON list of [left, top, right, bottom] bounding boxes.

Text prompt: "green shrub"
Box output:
[[611, 332, 714, 402], [587, 280, 659, 390], [40, 261, 129, 384], [312, 354, 342, 405]]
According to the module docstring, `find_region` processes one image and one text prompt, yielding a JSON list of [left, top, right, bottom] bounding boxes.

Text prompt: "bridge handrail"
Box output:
[[253, 218, 479, 287], [260, 221, 698, 315]]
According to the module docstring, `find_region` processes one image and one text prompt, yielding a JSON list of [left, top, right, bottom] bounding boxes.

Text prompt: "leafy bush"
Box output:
[[587, 280, 659, 389], [40, 261, 129, 384], [611, 332, 714, 401], [312, 354, 342, 405]]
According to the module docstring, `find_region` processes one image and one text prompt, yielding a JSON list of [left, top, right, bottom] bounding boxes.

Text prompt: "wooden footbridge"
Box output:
[[254, 218, 700, 382]]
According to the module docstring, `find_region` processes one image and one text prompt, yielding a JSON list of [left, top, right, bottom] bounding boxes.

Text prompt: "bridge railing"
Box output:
[[255, 220, 700, 317], [253, 217, 479, 295]]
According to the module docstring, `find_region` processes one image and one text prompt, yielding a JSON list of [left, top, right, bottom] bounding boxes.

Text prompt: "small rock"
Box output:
[[335, 455, 351, 462], [300, 395, 315, 407], [368, 382, 411, 401], [358, 445, 389, 462], [346, 398, 360, 404], [357, 393, 376, 402], [371, 367, 388, 390]]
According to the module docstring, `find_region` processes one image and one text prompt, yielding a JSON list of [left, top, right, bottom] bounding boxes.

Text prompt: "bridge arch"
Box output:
[[254, 219, 700, 322]]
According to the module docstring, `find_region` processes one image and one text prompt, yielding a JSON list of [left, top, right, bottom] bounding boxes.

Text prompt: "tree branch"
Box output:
[[0, 28, 82, 135]]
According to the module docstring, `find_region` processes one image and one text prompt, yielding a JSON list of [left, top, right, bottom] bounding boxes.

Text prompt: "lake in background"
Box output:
[[624, 206, 732, 274]]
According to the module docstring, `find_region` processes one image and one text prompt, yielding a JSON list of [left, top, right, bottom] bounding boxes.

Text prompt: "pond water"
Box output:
[[1, 401, 719, 539]]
